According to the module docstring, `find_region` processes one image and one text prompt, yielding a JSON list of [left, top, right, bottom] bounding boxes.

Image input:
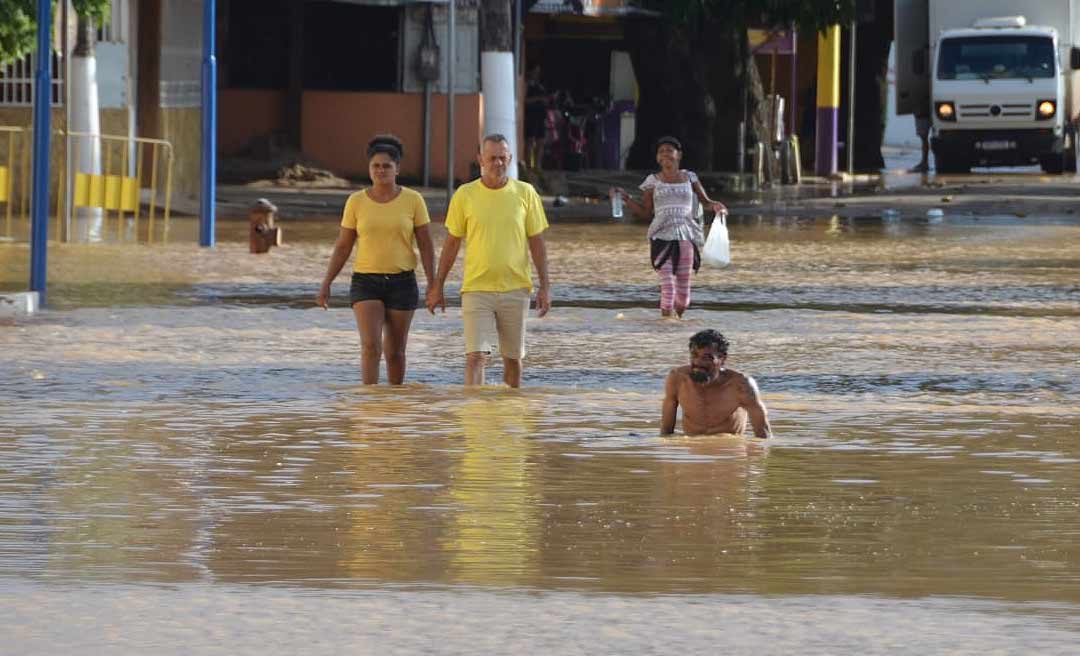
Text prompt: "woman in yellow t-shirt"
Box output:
[[317, 135, 435, 384]]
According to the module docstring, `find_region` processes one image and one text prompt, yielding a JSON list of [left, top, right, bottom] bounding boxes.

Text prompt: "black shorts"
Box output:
[[349, 270, 419, 310]]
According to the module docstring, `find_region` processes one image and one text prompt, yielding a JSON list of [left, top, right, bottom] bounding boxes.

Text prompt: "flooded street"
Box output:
[[2, 212, 1080, 653]]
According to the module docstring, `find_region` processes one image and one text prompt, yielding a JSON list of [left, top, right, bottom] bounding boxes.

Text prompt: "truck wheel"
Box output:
[[1040, 155, 1064, 175]]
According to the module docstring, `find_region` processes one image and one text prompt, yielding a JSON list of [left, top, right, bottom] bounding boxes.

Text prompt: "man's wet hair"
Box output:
[[367, 134, 403, 162], [689, 329, 729, 355], [655, 135, 682, 153], [482, 133, 510, 147]]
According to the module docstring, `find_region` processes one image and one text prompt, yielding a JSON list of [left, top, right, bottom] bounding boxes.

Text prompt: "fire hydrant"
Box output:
[[249, 198, 283, 254]]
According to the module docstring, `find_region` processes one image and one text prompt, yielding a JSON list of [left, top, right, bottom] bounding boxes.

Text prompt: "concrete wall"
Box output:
[[401, 5, 481, 94], [219, 89, 287, 155], [302, 91, 482, 184], [158, 107, 201, 196]]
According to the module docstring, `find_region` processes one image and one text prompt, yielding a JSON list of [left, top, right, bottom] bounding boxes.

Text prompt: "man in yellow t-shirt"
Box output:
[[427, 134, 550, 388]]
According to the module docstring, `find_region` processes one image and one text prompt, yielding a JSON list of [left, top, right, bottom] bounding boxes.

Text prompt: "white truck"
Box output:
[[896, 0, 1080, 173]]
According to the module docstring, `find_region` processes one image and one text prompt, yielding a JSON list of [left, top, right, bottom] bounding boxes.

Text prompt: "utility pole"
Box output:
[[30, 0, 52, 305], [200, 0, 218, 247], [847, 20, 856, 174]]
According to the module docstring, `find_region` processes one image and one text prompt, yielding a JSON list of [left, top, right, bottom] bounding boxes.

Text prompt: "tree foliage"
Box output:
[[0, 0, 38, 63], [0, 0, 109, 62], [72, 0, 109, 24], [640, 0, 857, 33]]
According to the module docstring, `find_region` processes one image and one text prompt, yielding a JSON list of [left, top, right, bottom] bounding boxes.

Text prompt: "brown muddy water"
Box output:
[[2, 212, 1079, 654]]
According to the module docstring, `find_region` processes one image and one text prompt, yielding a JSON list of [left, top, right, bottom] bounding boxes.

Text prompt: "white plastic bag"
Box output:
[[701, 212, 731, 268]]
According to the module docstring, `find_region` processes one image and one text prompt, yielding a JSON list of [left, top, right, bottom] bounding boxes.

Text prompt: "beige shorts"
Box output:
[[462, 289, 531, 359]]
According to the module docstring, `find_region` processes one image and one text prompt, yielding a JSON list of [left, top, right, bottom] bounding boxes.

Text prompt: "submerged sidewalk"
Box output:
[[187, 166, 1080, 223]]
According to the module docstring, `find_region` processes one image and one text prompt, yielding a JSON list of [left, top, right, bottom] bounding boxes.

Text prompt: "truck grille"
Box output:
[[958, 103, 1032, 118]]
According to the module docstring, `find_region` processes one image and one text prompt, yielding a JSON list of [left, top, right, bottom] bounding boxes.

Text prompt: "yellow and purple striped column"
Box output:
[[815, 25, 841, 176]]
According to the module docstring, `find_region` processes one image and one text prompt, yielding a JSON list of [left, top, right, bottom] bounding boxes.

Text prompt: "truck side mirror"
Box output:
[[913, 51, 926, 76], [1071, 47, 1080, 70]]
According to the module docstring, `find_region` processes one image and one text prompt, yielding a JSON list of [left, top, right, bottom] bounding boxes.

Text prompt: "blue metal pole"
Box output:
[[30, 0, 52, 305], [200, 0, 217, 247]]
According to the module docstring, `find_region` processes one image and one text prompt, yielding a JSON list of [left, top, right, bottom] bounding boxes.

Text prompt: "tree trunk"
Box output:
[[480, 0, 518, 177], [71, 13, 103, 241], [624, 12, 773, 173], [622, 17, 715, 171], [850, 0, 893, 171], [704, 19, 770, 172], [481, 0, 512, 51]]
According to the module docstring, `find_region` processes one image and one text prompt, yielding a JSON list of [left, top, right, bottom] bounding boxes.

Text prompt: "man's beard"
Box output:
[[688, 369, 709, 383]]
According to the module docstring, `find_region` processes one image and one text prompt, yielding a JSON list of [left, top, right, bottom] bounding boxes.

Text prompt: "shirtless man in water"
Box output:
[[660, 329, 772, 438]]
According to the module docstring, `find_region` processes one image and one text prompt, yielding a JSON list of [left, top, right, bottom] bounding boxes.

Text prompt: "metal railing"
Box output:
[[0, 126, 174, 242], [0, 126, 35, 240], [65, 130, 175, 243], [0, 51, 64, 107]]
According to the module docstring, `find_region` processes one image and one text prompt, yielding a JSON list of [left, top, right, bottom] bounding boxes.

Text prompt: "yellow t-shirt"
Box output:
[[444, 178, 548, 293], [341, 187, 431, 273]]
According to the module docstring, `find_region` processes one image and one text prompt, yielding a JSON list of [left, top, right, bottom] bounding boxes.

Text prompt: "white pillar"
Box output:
[[70, 51, 103, 241], [481, 51, 518, 179]]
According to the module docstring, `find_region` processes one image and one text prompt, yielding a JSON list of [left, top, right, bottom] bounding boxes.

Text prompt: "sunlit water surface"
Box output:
[[2, 214, 1079, 654]]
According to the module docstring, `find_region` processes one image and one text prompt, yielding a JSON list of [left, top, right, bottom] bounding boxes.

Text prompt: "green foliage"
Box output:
[[758, 0, 857, 33], [639, 0, 856, 32], [72, 0, 109, 23], [0, 0, 110, 62], [0, 0, 38, 63]]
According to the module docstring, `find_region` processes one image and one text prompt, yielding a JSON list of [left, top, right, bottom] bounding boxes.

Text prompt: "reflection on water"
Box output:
[[2, 214, 1079, 651], [3, 381, 1077, 600]]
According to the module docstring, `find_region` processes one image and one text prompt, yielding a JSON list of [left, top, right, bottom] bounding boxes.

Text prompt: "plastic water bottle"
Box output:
[[610, 188, 623, 219]]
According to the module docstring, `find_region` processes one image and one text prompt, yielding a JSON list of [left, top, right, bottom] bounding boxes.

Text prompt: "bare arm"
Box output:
[[692, 180, 726, 214], [317, 227, 357, 309], [426, 233, 462, 314], [414, 224, 436, 287], [619, 187, 654, 220], [527, 233, 551, 317], [660, 370, 680, 435], [738, 375, 772, 439]]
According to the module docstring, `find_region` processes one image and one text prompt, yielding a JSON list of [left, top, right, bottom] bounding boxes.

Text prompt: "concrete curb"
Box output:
[[0, 292, 39, 317]]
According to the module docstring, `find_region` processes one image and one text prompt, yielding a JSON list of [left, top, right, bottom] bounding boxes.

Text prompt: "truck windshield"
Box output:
[[937, 36, 1055, 80]]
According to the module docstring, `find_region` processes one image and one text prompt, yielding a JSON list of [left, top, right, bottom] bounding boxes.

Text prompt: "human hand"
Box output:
[[316, 283, 330, 309], [710, 201, 727, 215], [535, 285, 551, 318], [425, 285, 446, 315]]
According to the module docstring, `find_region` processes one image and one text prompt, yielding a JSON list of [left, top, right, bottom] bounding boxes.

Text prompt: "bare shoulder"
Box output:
[[667, 365, 691, 379], [665, 365, 691, 388], [727, 369, 762, 397]]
